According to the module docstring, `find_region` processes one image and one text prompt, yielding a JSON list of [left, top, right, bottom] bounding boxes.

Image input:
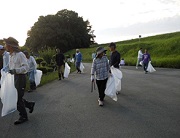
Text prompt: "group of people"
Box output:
[[91, 42, 120, 106], [0, 37, 37, 125], [136, 48, 151, 73]]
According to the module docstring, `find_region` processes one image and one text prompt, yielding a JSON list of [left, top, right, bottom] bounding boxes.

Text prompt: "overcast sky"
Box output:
[[0, 0, 180, 46]]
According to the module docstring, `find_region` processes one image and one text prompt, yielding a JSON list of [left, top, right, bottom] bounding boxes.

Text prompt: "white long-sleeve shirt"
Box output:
[[137, 50, 143, 58], [2, 51, 10, 71], [27, 56, 37, 72], [9, 52, 29, 74]]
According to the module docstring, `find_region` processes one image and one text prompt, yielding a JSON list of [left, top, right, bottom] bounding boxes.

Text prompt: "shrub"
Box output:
[[41, 61, 47, 67], [37, 67, 47, 74], [36, 58, 44, 67]]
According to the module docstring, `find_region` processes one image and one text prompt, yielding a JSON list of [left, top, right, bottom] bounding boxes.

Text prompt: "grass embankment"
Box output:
[[66, 31, 180, 68]]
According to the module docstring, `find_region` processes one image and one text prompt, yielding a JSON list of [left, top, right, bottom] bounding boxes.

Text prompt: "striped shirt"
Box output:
[[91, 56, 109, 80]]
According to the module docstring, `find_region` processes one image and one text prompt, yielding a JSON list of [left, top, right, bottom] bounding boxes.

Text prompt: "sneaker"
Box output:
[[98, 99, 104, 106], [136, 67, 138, 69], [29, 102, 35, 113], [28, 89, 33, 93], [14, 117, 28, 125]]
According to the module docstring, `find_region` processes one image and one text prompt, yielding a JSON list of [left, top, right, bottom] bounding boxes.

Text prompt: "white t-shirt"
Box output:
[[138, 50, 143, 58]]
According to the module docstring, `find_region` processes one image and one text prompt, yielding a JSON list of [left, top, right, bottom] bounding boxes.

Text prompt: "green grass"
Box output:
[[66, 31, 180, 68]]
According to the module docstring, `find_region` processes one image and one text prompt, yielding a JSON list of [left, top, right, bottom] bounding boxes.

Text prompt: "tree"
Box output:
[[25, 9, 95, 53]]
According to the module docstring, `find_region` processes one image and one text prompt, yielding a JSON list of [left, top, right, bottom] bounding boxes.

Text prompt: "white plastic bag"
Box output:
[[147, 61, 156, 73], [80, 62, 85, 73], [110, 66, 123, 92], [140, 61, 143, 66], [105, 75, 117, 101], [64, 62, 71, 78], [35, 70, 42, 86], [0, 70, 17, 117]]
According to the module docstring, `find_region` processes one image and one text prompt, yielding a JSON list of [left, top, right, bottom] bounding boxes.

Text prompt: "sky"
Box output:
[[0, 0, 180, 46]]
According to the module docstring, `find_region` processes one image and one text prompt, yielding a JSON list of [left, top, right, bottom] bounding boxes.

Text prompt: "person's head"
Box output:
[[96, 47, 106, 58], [140, 48, 142, 51], [144, 49, 148, 53], [56, 48, 60, 53], [0, 45, 5, 55], [76, 49, 79, 53], [3, 37, 20, 53], [109, 42, 116, 52], [23, 51, 30, 58]]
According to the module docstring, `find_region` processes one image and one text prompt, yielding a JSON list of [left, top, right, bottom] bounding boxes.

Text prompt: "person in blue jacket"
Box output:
[[75, 49, 82, 73]]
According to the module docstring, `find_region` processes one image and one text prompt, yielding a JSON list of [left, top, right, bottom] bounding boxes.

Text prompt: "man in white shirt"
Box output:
[[136, 48, 143, 69], [4, 37, 35, 125]]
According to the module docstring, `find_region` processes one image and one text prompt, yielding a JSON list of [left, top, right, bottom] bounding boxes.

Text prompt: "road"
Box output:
[[0, 63, 180, 138]]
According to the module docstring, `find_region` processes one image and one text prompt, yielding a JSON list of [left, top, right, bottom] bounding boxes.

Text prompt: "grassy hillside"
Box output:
[[66, 31, 180, 68]]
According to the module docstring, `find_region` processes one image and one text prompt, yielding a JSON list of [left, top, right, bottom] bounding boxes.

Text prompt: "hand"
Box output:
[[9, 69, 16, 75], [91, 75, 94, 82]]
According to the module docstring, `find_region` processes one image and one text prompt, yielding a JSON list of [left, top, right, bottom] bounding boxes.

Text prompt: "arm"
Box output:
[[15, 53, 29, 74]]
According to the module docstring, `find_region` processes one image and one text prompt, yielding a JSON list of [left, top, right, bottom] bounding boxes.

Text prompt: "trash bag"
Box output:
[[140, 61, 143, 66], [80, 62, 85, 73], [110, 66, 122, 92], [0, 70, 17, 117], [35, 69, 42, 86], [147, 61, 156, 73], [64, 62, 71, 78], [105, 75, 117, 101]]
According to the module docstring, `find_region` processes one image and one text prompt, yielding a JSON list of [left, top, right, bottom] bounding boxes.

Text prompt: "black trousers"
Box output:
[[14, 74, 32, 118], [96, 78, 108, 101]]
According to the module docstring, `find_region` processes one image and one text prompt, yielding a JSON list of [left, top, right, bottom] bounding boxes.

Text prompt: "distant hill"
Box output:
[[66, 31, 180, 68]]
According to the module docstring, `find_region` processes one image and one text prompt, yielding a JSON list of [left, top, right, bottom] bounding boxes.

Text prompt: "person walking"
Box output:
[[0, 45, 10, 72], [4, 37, 35, 125], [91, 47, 110, 106], [136, 48, 143, 69], [75, 49, 82, 73], [109, 42, 120, 69], [23, 51, 37, 92], [55, 48, 65, 80], [142, 49, 151, 74]]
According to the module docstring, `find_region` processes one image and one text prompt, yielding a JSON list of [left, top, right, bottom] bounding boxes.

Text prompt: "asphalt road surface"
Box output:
[[0, 63, 180, 138]]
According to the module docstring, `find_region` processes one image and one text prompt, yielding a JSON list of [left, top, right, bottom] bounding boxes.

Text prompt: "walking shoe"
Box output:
[[28, 89, 33, 93], [14, 117, 28, 125], [136, 67, 138, 69], [29, 102, 35, 113], [98, 99, 104, 106]]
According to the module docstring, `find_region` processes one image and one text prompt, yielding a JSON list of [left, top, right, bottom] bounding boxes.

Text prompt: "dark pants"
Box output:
[[143, 62, 149, 72], [14, 74, 32, 118], [96, 78, 108, 101], [75, 62, 81, 72]]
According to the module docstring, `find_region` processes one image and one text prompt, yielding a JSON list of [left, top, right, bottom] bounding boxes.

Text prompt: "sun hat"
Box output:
[[3, 37, 19, 47], [96, 47, 107, 57]]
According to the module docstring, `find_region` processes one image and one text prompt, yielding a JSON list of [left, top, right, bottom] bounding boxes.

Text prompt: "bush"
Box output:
[[41, 61, 47, 67], [36, 58, 44, 67], [39, 48, 56, 65], [37, 67, 47, 74]]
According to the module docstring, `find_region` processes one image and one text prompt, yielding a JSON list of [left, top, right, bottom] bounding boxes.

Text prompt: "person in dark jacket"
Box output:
[[55, 48, 65, 80], [109, 42, 120, 69]]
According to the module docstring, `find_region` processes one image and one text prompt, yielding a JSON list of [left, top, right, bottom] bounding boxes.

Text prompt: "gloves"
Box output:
[[9, 69, 16, 75], [91, 75, 94, 82]]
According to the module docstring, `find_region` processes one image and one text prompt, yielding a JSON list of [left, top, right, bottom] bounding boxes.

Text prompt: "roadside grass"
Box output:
[[66, 31, 180, 68]]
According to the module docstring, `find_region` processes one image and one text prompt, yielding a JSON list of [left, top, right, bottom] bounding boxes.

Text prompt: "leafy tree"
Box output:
[[25, 9, 95, 53]]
